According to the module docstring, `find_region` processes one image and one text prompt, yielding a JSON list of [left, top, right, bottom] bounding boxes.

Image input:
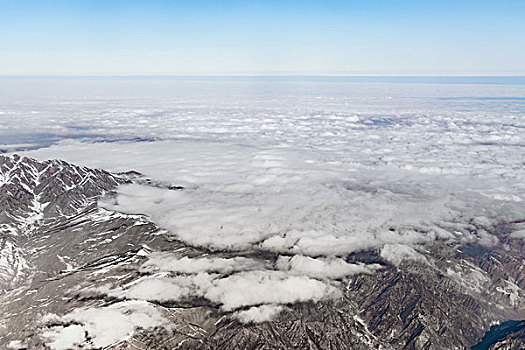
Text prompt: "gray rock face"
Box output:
[[0, 155, 524, 349], [0, 154, 126, 292], [0, 154, 123, 221]]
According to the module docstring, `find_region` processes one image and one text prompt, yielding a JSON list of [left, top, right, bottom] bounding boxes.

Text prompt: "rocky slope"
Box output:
[[0, 154, 524, 349]]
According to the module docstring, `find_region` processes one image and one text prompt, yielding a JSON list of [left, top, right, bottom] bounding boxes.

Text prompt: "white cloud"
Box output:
[[139, 253, 264, 274], [380, 244, 427, 266], [113, 273, 215, 302], [204, 270, 341, 311], [6, 79, 523, 336], [259, 228, 441, 257], [6, 341, 26, 350], [98, 268, 340, 314], [233, 305, 284, 323], [41, 301, 167, 349], [22, 134, 521, 255], [276, 255, 381, 279], [22, 136, 521, 261], [510, 230, 525, 239], [41, 325, 85, 350], [122, 276, 196, 302]]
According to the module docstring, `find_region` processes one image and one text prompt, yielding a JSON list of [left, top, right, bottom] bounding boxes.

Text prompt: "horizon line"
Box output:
[[1, 73, 525, 78]]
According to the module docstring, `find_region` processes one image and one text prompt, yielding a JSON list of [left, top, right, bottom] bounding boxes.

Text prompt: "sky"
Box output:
[[1, 0, 524, 75]]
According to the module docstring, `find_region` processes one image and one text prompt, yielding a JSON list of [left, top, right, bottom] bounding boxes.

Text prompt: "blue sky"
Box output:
[[1, 0, 524, 75]]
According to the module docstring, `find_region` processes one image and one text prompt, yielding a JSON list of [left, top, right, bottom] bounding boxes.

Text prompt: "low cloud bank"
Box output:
[[380, 244, 427, 266], [205, 270, 341, 311], [121, 274, 213, 302], [21, 139, 522, 259], [99, 269, 340, 311], [41, 301, 167, 349], [139, 253, 264, 274], [276, 255, 381, 279], [510, 223, 525, 239], [510, 230, 525, 239], [233, 305, 284, 323]]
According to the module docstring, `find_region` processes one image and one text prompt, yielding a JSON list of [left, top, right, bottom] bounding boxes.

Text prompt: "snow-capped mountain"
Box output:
[[0, 154, 123, 225], [0, 155, 126, 293]]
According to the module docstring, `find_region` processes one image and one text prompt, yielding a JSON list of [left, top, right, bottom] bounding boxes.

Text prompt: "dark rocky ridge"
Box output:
[[0, 155, 524, 349], [487, 326, 525, 350], [0, 154, 124, 222]]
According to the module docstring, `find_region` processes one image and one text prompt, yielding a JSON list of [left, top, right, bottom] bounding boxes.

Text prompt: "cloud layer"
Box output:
[[13, 80, 523, 337]]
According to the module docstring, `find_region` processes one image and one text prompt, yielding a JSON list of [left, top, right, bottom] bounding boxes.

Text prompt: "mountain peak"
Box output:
[[0, 154, 125, 231]]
